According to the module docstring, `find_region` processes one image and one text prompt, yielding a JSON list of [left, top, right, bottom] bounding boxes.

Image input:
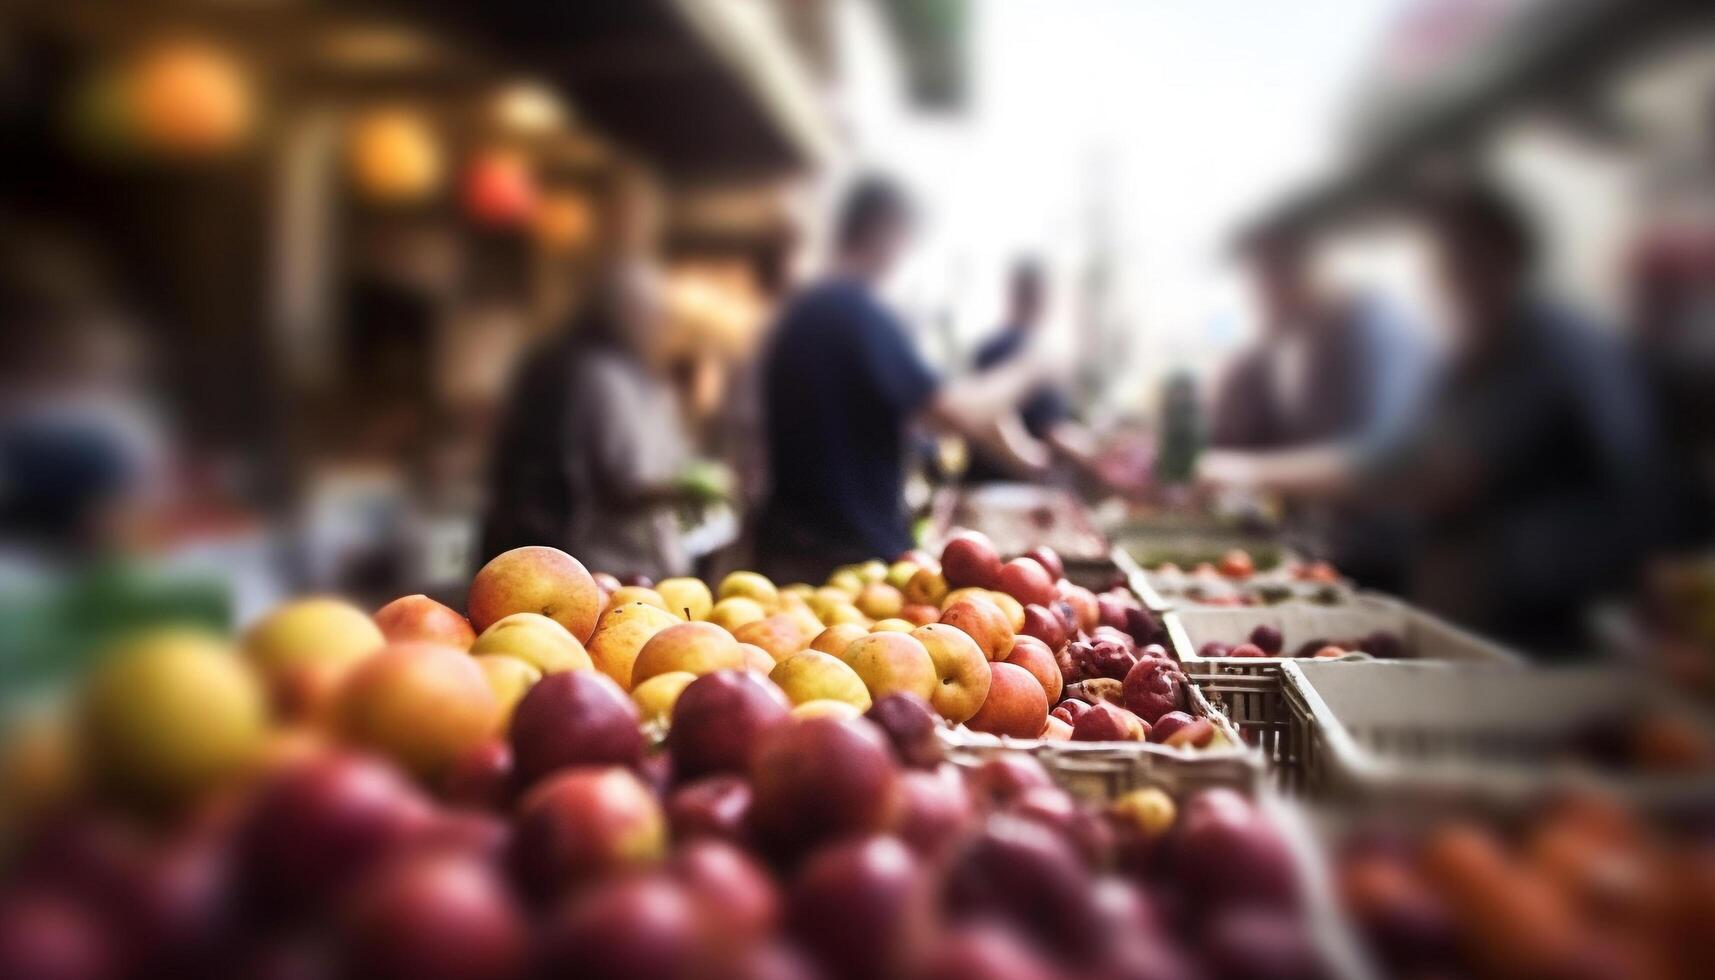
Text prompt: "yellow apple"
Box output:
[[708, 596, 768, 633], [912, 624, 992, 724], [631, 622, 744, 688], [470, 613, 592, 674], [842, 632, 937, 702], [656, 577, 713, 621], [631, 671, 698, 727], [475, 654, 542, 724], [717, 571, 779, 610], [768, 651, 871, 710]]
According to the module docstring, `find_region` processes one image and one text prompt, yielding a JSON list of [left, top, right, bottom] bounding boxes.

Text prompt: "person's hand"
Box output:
[[1194, 449, 1262, 489]]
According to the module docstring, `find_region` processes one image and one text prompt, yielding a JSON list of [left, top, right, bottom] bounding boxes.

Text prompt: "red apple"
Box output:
[[1249, 624, 1285, 656], [896, 766, 976, 861], [940, 532, 1002, 589], [539, 875, 711, 980], [965, 755, 1053, 809], [1022, 546, 1065, 582], [507, 670, 642, 786], [944, 816, 1103, 962], [1169, 789, 1299, 911], [441, 739, 514, 811], [997, 558, 1057, 608], [788, 835, 933, 980], [0, 891, 116, 980], [1071, 702, 1150, 742], [668, 840, 778, 945], [748, 716, 902, 859], [1149, 710, 1215, 748], [235, 753, 432, 912], [510, 767, 665, 904], [1122, 659, 1189, 725], [667, 670, 791, 779], [864, 693, 945, 769], [918, 924, 1059, 980], [666, 776, 753, 846], [1019, 605, 1068, 652], [339, 850, 527, 980]]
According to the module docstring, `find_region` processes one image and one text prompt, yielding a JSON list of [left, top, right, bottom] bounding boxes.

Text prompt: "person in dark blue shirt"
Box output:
[[757, 178, 1056, 582]]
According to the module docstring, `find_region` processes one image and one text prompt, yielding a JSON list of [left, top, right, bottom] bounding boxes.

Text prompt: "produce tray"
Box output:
[[938, 681, 1262, 802], [1280, 659, 1715, 816], [1167, 596, 1520, 775]]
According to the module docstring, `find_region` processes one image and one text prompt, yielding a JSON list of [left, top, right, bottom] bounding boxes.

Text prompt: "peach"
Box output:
[[631, 622, 744, 688], [656, 577, 713, 622], [810, 624, 868, 656], [910, 624, 992, 725], [986, 590, 1026, 633], [965, 662, 1048, 739], [769, 651, 872, 710], [245, 597, 385, 680], [738, 643, 776, 675], [474, 654, 542, 724], [900, 603, 940, 627], [940, 586, 993, 611], [939, 596, 1015, 661], [338, 642, 500, 779], [468, 546, 602, 642], [470, 613, 592, 675], [855, 583, 904, 620], [1042, 716, 1073, 740], [870, 618, 916, 633], [708, 597, 768, 633], [733, 614, 810, 664], [631, 671, 698, 727], [374, 594, 476, 650], [842, 632, 937, 703], [1056, 583, 1100, 632], [586, 602, 681, 687], [607, 586, 671, 614], [1004, 635, 1063, 706], [717, 571, 779, 610]]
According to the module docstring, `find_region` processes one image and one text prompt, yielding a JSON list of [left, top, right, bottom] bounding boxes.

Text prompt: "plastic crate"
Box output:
[[938, 681, 1262, 801], [1167, 595, 1519, 775], [1279, 659, 1715, 815]]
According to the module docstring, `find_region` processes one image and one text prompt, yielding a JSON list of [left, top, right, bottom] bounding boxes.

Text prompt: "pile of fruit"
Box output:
[[1336, 794, 1715, 980], [1145, 551, 1345, 608], [1194, 624, 1406, 661], [0, 543, 1330, 980]]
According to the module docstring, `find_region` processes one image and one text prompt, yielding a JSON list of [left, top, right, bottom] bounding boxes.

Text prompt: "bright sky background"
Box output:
[[839, 0, 1410, 410]]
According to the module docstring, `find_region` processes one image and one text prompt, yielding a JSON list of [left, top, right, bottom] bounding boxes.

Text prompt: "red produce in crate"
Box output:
[[1122, 659, 1189, 726], [1072, 702, 1151, 742], [941, 531, 1003, 589]]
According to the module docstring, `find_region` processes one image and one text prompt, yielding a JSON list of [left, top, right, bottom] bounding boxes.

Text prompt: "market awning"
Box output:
[[1253, 0, 1715, 234], [369, 0, 835, 184]]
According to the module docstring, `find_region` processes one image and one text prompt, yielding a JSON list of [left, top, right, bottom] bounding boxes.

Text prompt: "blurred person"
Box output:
[[0, 237, 169, 556], [964, 258, 1107, 484], [1201, 182, 1669, 651], [756, 176, 1063, 581], [1209, 224, 1431, 589], [478, 169, 704, 581]]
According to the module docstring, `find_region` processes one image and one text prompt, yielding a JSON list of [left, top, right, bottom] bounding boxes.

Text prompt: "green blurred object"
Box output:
[[0, 560, 230, 718], [676, 459, 735, 504]]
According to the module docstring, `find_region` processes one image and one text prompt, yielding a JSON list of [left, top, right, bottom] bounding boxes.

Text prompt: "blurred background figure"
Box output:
[[964, 257, 1109, 487], [0, 234, 169, 561], [1209, 224, 1431, 591], [479, 168, 703, 582], [1203, 181, 1669, 651], [756, 176, 1059, 582]]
